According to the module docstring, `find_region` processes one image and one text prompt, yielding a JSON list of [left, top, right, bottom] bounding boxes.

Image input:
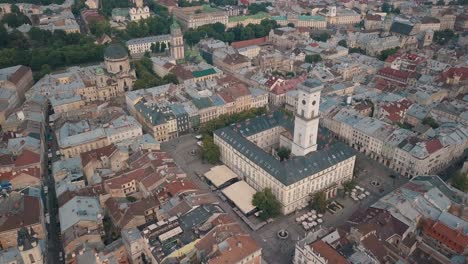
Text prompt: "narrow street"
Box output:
[[45, 106, 64, 264]]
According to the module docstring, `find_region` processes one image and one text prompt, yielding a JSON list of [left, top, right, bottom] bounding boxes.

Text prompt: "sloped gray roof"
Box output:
[[214, 112, 355, 186]]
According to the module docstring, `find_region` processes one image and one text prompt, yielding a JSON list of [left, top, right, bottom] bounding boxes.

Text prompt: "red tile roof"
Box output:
[[14, 149, 40, 167], [425, 139, 443, 154], [309, 240, 349, 264], [207, 235, 261, 264], [366, 14, 382, 21], [231, 36, 268, 49], [0, 195, 42, 232], [423, 219, 468, 254], [378, 67, 414, 81], [157, 179, 199, 201], [270, 74, 307, 95], [438, 67, 468, 83], [0, 154, 14, 166], [81, 144, 118, 167]]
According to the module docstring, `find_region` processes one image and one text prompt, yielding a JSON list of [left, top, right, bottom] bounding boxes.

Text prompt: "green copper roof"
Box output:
[[112, 8, 129, 17], [298, 15, 325, 21], [192, 68, 216, 78], [272, 15, 287, 21], [171, 19, 180, 30]]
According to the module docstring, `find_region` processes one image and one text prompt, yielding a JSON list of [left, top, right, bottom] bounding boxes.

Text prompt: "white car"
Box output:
[[195, 134, 203, 140]]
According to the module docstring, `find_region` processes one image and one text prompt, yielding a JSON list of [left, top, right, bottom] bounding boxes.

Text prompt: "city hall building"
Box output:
[[214, 79, 356, 214]]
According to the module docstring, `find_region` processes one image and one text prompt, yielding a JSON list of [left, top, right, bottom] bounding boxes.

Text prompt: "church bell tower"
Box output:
[[170, 20, 185, 61], [291, 79, 323, 156]]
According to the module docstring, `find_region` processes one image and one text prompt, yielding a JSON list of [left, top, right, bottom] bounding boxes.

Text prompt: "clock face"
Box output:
[[302, 99, 306, 105], [312, 100, 316, 105]]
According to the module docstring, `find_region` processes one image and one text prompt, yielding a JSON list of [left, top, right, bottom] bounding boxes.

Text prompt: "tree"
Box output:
[[342, 180, 356, 193], [202, 136, 220, 164], [89, 20, 111, 37], [378, 47, 399, 61], [276, 147, 291, 161], [451, 171, 468, 192], [437, 0, 445, 5], [160, 42, 167, 52], [310, 191, 327, 213], [1, 12, 31, 28], [349, 47, 366, 54], [287, 22, 295, 28], [422, 116, 439, 128], [312, 32, 331, 42], [252, 188, 281, 220], [126, 196, 137, 202], [338, 39, 347, 48], [434, 29, 458, 45], [248, 3, 271, 14], [305, 54, 322, 63]]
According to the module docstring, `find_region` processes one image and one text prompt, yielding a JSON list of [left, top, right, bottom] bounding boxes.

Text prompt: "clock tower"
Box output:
[[291, 79, 323, 156]]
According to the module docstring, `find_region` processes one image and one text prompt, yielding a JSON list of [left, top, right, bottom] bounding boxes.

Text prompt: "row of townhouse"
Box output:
[[125, 81, 268, 141], [322, 107, 468, 177]]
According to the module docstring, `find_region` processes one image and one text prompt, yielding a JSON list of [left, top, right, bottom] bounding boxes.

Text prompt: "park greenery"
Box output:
[[133, 57, 178, 90], [305, 54, 322, 64], [115, 16, 172, 40], [248, 2, 271, 15], [252, 188, 282, 220], [342, 180, 357, 193], [422, 116, 439, 129], [210, 0, 238, 6], [434, 29, 458, 45], [349, 47, 366, 55], [451, 171, 468, 192], [184, 19, 279, 46], [276, 147, 291, 161], [150, 42, 168, 53], [101, 0, 130, 17], [1, 5, 31, 28], [378, 47, 400, 61], [338, 39, 348, 48], [0, 26, 103, 80], [381, 2, 400, 14], [199, 107, 267, 136], [178, 0, 205, 7], [310, 191, 327, 213], [0, 0, 64, 4], [202, 136, 221, 164], [311, 32, 331, 42]]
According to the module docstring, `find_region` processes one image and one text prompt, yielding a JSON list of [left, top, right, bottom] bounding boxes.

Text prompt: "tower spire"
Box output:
[[291, 79, 323, 156]]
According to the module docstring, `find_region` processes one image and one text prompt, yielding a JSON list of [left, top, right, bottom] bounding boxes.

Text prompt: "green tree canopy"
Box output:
[[378, 47, 399, 61], [311, 32, 331, 42], [311, 191, 327, 213], [451, 171, 468, 192], [183, 19, 278, 45], [252, 188, 281, 220], [89, 20, 111, 37], [202, 136, 220, 164], [276, 147, 291, 161], [338, 39, 348, 48], [434, 29, 458, 45], [422, 116, 439, 128], [248, 3, 271, 14], [305, 54, 322, 63]]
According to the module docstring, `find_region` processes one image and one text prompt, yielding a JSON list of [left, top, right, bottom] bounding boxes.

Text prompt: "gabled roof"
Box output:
[[214, 111, 356, 186], [390, 21, 414, 35], [14, 150, 40, 167]]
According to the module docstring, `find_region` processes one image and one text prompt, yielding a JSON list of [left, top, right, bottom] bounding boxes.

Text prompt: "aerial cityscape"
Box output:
[[0, 0, 467, 263]]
